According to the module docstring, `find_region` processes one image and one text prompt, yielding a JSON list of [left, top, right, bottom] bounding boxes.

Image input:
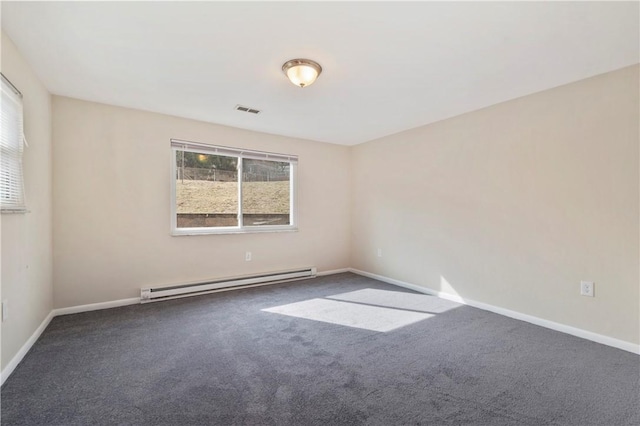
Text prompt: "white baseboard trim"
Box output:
[[2, 271, 345, 384], [1, 310, 54, 386], [317, 268, 350, 276], [0, 271, 341, 384], [349, 268, 640, 355], [1, 297, 140, 386], [4, 268, 637, 387], [49, 271, 347, 316], [53, 297, 140, 316]]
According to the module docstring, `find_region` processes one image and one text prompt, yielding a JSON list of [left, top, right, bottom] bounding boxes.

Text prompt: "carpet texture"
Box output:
[[1, 273, 638, 425]]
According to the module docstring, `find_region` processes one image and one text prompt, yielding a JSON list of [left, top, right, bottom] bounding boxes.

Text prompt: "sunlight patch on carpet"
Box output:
[[326, 288, 459, 314], [262, 298, 433, 332]]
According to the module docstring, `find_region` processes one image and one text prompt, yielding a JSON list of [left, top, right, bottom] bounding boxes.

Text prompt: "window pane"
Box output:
[[175, 151, 238, 228], [242, 159, 290, 226]]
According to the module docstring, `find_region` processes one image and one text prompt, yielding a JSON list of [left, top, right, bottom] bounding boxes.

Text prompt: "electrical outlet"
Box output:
[[377, 248, 382, 257], [580, 281, 594, 297], [2, 300, 7, 322], [245, 251, 252, 261], [140, 289, 151, 301]]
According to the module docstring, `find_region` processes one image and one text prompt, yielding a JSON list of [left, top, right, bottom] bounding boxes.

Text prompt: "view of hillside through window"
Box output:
[[242, 159, 290, 226], [175, 151, 290, 228]]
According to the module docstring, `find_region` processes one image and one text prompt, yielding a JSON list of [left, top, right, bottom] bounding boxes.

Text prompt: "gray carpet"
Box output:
[[1, 272, 638, 425]]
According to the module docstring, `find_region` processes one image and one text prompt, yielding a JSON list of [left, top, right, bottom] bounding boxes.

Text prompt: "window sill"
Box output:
[[171, 226, 298, 236]]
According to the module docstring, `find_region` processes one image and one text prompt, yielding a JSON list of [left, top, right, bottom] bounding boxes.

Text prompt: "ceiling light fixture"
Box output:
[[282, 59, 322, 88]]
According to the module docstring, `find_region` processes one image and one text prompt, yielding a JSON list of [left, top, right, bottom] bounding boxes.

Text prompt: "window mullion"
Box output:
[[237, 156, 243, 228], [290, 163, 296, 227]]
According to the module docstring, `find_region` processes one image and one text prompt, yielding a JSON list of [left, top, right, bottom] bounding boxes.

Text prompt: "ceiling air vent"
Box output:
[[235, 104, 261, 115]]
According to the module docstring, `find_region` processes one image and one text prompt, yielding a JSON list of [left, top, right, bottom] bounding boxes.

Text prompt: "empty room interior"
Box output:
[[1, 2, 639, 425]]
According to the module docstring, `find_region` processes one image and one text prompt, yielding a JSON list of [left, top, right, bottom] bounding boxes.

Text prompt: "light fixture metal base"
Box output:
[[282, 58, 322, 88]]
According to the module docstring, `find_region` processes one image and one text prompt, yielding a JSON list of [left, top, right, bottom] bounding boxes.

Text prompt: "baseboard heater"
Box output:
[[140, 267, 317, 303]]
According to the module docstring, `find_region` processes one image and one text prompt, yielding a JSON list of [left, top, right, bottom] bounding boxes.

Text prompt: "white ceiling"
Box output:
[[2, 2, 638, 146]]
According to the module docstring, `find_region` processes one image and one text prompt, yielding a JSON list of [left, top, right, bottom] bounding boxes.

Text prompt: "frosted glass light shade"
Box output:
[[282, 59, 322, 88]]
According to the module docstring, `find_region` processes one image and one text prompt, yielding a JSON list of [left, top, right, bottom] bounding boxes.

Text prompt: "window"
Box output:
[[0, 74, 26, 213], [171, 139, 297, 235]]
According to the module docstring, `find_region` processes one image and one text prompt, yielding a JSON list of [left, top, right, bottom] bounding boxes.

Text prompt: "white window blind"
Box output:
[[170, 139, 298, 164], [1, 74, 25, 212]]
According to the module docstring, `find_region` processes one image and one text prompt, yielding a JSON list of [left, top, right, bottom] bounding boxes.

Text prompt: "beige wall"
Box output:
[[1, 33, 53, 370], [52, 97, 351, 308], [351, 65, 640, 344]]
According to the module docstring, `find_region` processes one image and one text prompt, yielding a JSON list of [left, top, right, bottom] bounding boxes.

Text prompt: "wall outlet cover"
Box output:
[[580, 281, 595, 297]]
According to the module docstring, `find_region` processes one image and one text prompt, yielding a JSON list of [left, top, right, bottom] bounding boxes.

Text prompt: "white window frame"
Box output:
[[170, 139, 298, 235], [1, 73, 26, 213]]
